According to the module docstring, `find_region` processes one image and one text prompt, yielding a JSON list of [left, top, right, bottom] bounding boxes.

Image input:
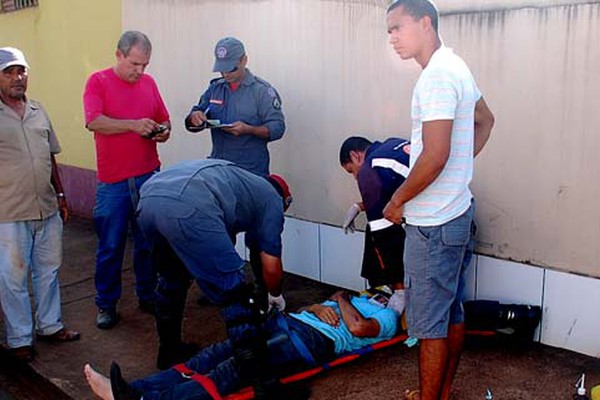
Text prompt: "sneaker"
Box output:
[[138, 299, 156, 315], [8, 345, 34, 362], [96, 309, 119, 330]]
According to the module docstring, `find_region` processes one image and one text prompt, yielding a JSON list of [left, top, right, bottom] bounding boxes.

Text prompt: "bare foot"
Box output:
[[84, 363, 114, 400], [405, 389, 421, 400]]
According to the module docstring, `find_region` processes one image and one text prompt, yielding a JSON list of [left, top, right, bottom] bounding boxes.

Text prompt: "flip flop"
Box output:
[[405, 389, 420, 400]]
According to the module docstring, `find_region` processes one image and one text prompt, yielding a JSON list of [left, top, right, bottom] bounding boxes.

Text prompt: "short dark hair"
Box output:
[[117, 31, 152, 57], [387, 0, 439, 33], [339, 136, 372, 165]]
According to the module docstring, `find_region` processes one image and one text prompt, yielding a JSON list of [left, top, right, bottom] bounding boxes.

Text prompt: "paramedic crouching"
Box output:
[[84, 290, 399, 400], [128, 159, 292, 399]]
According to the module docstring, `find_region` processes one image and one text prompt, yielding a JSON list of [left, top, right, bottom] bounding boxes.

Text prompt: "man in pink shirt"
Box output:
[[83, 31, 171, 330]]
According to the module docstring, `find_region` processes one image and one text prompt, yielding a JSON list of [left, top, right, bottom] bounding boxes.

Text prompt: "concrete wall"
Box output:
[[1, 0, 599, 357], [0, 0, 122, 170], [123, 0, 600, 278]]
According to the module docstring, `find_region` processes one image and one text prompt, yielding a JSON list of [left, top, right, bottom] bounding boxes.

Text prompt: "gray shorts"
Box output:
[[404, 202, 475, 339]]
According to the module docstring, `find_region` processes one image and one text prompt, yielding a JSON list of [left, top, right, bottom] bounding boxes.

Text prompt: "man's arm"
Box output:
[[50, 154, 69, 223], [222, 122, 270, 139], [86, 115, 160, 136], [383, 120, 453, 224], [259, 251, 283, 297], [330, 291, 381, 338], [473, 97, 494, 157], [223, 84, 285, 140]]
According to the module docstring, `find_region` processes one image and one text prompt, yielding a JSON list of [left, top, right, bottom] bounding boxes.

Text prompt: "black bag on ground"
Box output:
[[464, 300, 542, 344]]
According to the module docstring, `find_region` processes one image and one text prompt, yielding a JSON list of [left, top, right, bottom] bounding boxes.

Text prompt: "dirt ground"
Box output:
[[0, 217, 599, 399]]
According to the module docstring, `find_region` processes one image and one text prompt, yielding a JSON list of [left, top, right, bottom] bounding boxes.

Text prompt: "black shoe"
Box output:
[[156, 342, 200, 370], [8, 345, 34, 362], [109, 362, 143, 400], [138, 299, 156, 315], [254, 379, 311, 400], [96, 309, 119, 330]]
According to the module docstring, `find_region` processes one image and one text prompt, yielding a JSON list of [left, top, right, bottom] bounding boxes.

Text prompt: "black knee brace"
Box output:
[[219, 284, 272, 386]]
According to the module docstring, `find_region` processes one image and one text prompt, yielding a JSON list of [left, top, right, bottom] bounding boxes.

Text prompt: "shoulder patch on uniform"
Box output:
[[265, 86, 282, 109], [272, 96, 281, 110]]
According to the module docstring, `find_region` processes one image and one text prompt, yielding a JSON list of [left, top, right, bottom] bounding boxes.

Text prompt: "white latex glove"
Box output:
[[387, 290, 406, 316], [268, 293, 286, 312], [342, 203, 362, 234]]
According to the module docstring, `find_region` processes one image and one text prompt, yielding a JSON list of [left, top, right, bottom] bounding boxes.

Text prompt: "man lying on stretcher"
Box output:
[[84, 290, 400, 400]]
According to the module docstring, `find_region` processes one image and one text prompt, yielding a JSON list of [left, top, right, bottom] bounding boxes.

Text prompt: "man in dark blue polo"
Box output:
[[136, 159, 294, 399], [339, 136, 411, 316], [185, 37, 285, 176]]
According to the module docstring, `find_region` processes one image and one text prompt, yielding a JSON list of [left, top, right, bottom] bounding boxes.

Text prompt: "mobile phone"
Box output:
[[143, 124, 167, 139]]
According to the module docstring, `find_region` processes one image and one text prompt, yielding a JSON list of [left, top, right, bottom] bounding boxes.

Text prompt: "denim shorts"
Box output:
[[404, 202, 475, 339]]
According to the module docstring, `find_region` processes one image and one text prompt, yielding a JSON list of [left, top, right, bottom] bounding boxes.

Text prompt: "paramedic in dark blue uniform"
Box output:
[[136, 159, 294, 399], [184, 37, 285, 176], [339, 136, 411, 316]]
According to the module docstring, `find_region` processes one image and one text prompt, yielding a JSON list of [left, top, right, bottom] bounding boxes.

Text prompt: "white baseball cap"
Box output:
[[0, 47, 29, 71]]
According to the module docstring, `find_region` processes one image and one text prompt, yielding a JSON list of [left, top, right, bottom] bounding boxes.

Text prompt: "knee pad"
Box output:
[[220, 284, 271, 382]]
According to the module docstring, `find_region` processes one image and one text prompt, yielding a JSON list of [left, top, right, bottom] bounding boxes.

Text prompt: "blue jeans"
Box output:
[[130, 315, 333, 400], [94, 171, 157, 310], [404, 202, 475, 339], [0, 213, 64, 348]]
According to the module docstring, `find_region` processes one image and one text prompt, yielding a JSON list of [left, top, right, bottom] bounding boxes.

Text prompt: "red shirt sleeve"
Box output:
[[83, 72, 105, 126]]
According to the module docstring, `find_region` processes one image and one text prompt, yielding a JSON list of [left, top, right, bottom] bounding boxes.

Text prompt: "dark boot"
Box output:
[[254, 379, 311, 400], [156, 342, 200, 370], [109, 362, 143, 400]]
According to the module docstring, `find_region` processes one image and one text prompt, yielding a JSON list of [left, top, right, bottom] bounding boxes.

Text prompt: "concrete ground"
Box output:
[[1, 217, 600, 399]]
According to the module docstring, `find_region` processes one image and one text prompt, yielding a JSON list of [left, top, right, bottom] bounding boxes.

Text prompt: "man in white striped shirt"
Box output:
[[384, 1, 495, 399]]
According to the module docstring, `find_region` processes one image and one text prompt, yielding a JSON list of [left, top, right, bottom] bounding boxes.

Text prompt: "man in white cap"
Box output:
[[0, 47, 80, 362], [185, 36, 285, 177]]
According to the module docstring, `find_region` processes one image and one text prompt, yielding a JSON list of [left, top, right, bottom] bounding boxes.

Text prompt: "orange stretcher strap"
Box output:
[[224, 333, 409, 400]]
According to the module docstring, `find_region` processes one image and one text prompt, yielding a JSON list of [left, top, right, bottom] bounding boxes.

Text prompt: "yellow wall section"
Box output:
[[0, 0, 122, 169]]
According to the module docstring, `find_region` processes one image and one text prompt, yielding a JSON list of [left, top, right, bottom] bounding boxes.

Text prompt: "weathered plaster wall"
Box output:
[[122, 0, 600, 277]]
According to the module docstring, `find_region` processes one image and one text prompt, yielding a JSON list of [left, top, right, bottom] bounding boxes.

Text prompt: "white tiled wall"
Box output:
[[542, 270, 600, 358], [319, 225, 366, 292], [463, 255, 477, 301], [281, 217, 320, 281], [476, 256, 544, 306], [279, 217, 600, 358]]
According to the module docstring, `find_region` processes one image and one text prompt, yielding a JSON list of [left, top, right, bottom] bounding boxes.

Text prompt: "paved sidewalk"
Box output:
[[0, 217, 599, 399]]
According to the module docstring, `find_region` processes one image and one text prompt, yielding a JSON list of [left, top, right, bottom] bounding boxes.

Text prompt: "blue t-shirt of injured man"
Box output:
[[290, 296, 398, 354]]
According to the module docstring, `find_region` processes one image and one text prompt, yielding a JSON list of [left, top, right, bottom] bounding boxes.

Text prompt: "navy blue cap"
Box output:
[[212, 37, 245, 72]]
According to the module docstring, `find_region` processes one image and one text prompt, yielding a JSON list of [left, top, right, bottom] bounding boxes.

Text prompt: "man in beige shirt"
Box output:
[[0, 47, 79, 362]]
